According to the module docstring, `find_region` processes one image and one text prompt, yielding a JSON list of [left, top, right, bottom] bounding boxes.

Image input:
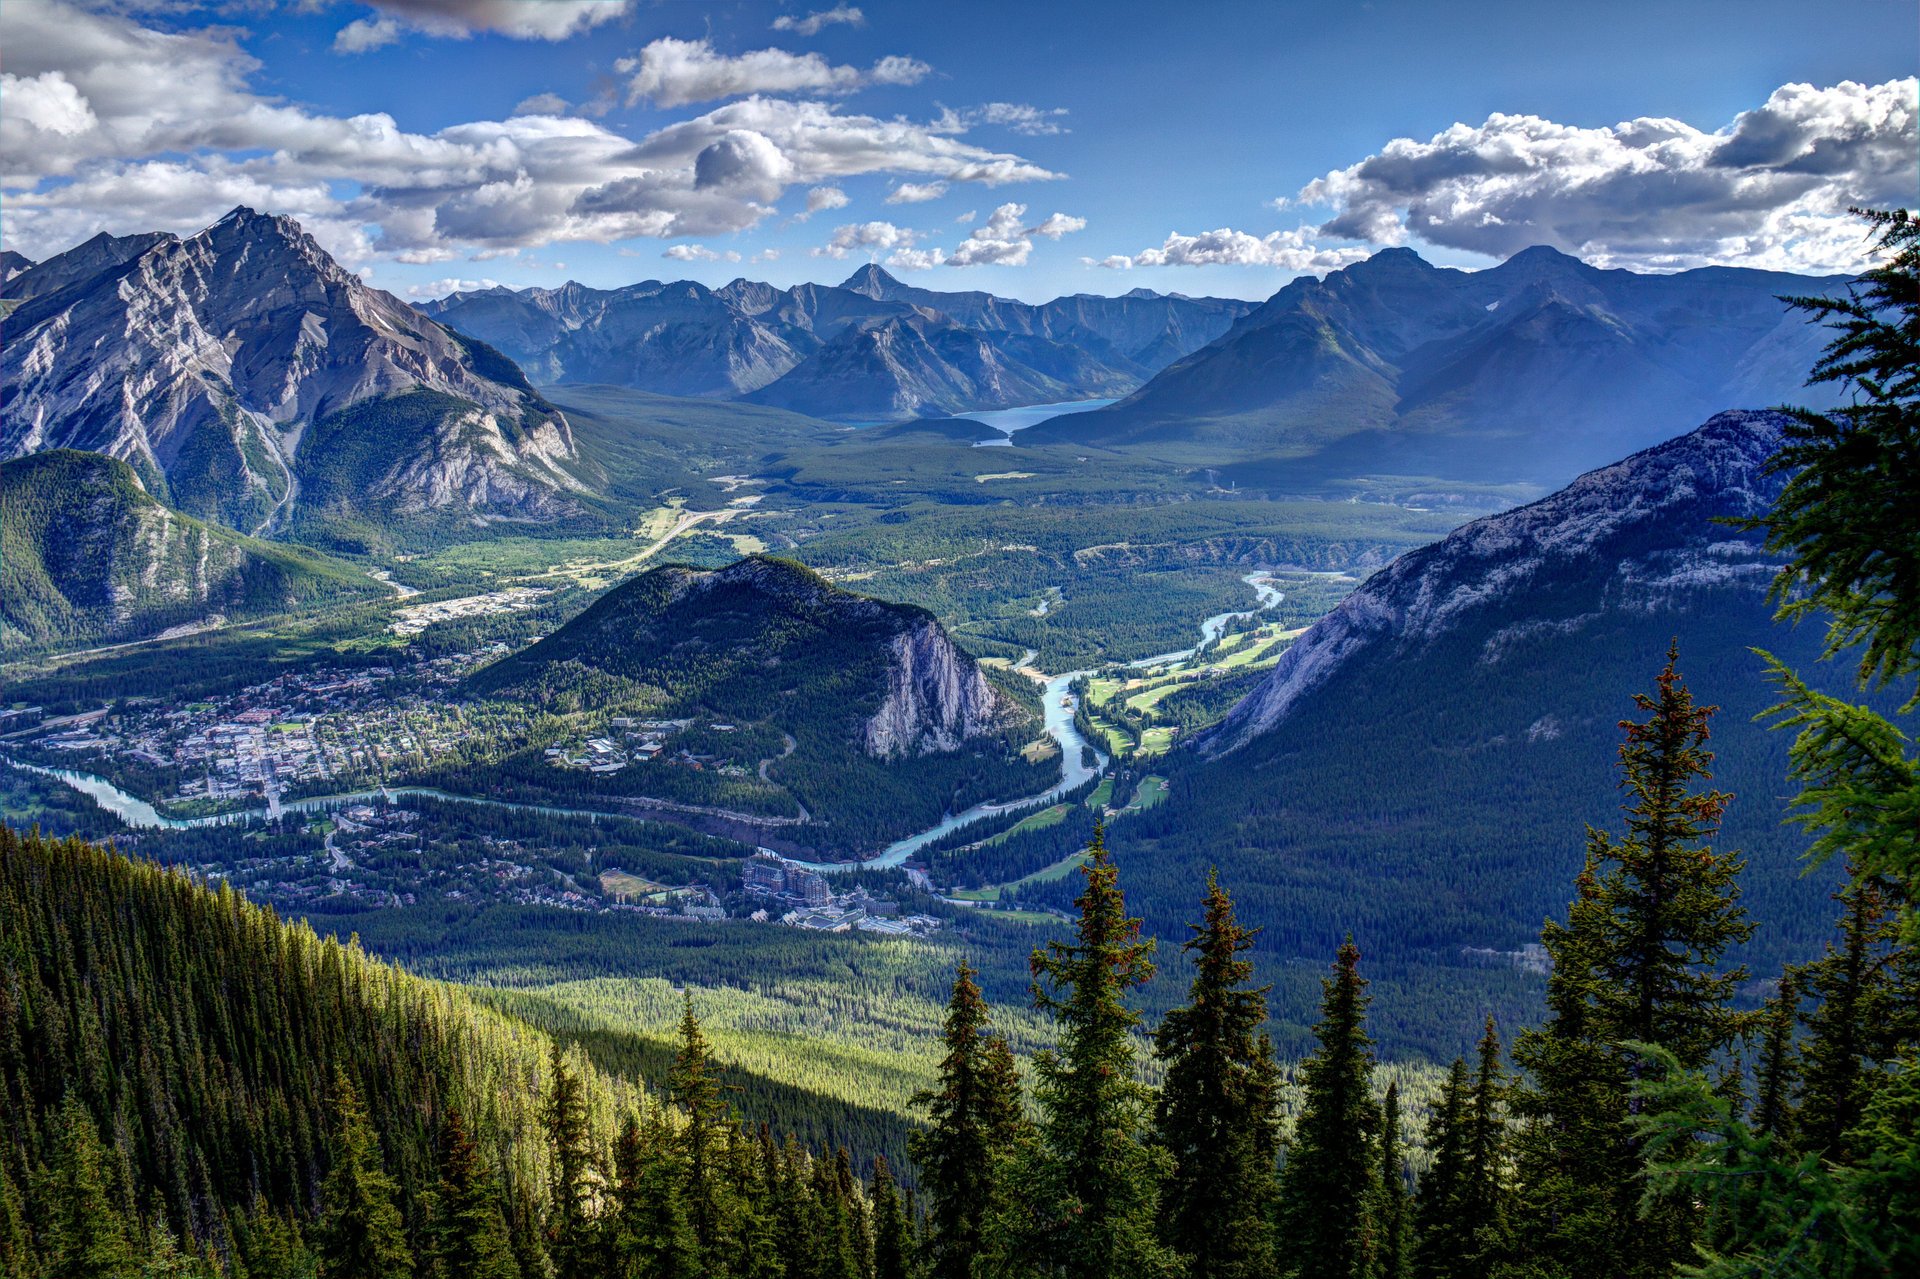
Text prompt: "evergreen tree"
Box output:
[[910, 962, 1025, 1279], [544, 1044, 597, 1279], [870, 1156, 913, 1279], [1411, 1061, 1469, 1279], [1021, 825, 1176, 1279], [427, 1109, 520, 1279], [1151, 870, 1280, 1279], [1458, 1018, 1511, 1279], [42, 1095, 140, 1279], [1509, 648, 1753, 1279], [610, 1110, 700, 1279], [1277, 938, 1382, 1279], [315, 1073, 413, 1279], [670, 992, 737, 1271], [1374, 1082, 1410, 1279], [1749, 972, 1799, 1150]]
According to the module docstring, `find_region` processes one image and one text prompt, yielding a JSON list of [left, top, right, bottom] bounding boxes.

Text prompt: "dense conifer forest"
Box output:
[[2, 211, 1916, 1277]]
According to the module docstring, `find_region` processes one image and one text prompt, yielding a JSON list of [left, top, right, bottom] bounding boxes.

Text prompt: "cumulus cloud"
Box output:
[[618, 37, 929, 109], [333, 0, 631, 46], [945, 201, 1085, 267], [886, 180, 947, 203], [513, 93, 571, 116], [1095, 226, 1368, 271], [886, 246, 947, 270], [0, 1, 1056, 265], [814, 219, 919, 259], [1297, 78, 1918, 272], [933, 102, 1071, 137], [955, 209, 976, 224], [772, 5, 865, 36], [405, 275, 503, 298], [790, 184, 851, 221], [664, 243, 742, 262]]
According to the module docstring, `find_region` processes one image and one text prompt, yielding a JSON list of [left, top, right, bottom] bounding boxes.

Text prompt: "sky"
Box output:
[[1, 0, 1914, 303]]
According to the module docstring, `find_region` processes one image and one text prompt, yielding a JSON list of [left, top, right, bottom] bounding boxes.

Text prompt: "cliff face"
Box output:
[[1, 209, 584, 534], [1204, 409, 1792, 755], [864, 618, 1004, 759]]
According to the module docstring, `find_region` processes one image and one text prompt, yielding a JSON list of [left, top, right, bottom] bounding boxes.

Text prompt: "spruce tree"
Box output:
[[42, 1095, 140, 1279], [870, 1156, 913, 1279], [1277, 938, 1381, 1279], [1458, 1018, 1511, 1279], [1412, 1060, 1469, 1279], [1151, 870, 1280, 1279], [1749, 973, 1800, 1150], [544, 1044, 597, 1279], [1509, 648, 1752, 1279], [427, 1109, 519, 1279], [1374, 1081, 1411, 1279], [670, 992, 737, 1270], [1022, 825, 1175, 1279], [315, 1073, 413, 1279], [910, 962, 1025, 1279], [610, 1110, 699, 1279]]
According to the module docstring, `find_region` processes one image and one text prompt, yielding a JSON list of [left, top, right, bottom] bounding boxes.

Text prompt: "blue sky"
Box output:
[[2, 0, 1914, 301]]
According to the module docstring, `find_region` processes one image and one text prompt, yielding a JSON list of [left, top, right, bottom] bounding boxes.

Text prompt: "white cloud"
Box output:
[[618, 37, 929, 109], [752, 247, 782, 262], [333, 15, 401, 53], [932, 102, 1070, 137], [791, 184, 850, 221], [664, 243, 742, 262], [945, 201, 1085, 267], [1298, 78, 1918, 272], [406, 275, 503, 298], [887, 180, 947, 204], [955, 209, 976, 224], [0, 2, 1056, 265], [885, 246, 946, 270], [772, 5, 865, 36], [814, 219, 919, 259], [513, 93, 571, 116], [334, 0, 631, 45], [1094, 226, 1367, 271]]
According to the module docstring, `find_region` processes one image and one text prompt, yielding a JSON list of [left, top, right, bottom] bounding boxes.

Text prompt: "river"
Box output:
[[1126, 570, 1285, 669], [10, 572, 1276, 872], [958, 398, 1116, 447]]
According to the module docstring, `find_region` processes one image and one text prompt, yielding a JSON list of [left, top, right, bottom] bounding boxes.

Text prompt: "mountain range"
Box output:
[[422, 266, 1252, 421], [1024, 246, 1850, 488], [1, 209, 589, 538]]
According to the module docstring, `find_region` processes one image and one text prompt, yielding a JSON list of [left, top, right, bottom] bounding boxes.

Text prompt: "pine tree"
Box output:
[[1458, 1018, 1510, 1279], [1509, 648, 1753, 1279], [910, 962, 1025, 1279], [426, 1109, 520, 1279], [1151, 870, 1280, 1279], [544, 1044, 597, 1279], [42, 1095, 140, 1279], [315, 1072, 413, 1279], [1412, 1060, 1469, 1279], [1277, 937, 1381, 1279], [610, 1110, 700, 1279], [1374, 1081, 1410, 1279], [1750, 972, 1799, 1150], [870, 1156, 913, 1279], [1021, 825, 1176, 1279], [670, 992, 737, 1271]]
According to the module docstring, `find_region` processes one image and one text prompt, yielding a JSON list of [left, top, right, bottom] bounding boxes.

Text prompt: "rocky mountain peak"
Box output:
[[1203, 409, 1793, 756], [841, 263, 906, 299]]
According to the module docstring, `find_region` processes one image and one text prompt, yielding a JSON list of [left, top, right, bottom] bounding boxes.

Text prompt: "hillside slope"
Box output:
[[0, 450, 381, 653]]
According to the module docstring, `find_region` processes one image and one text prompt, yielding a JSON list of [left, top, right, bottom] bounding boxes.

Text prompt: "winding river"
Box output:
[[10, 573, 1280, 872]]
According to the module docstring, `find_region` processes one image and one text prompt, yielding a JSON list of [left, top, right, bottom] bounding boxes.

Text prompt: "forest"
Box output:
[[1, 214, 1916, 1278]]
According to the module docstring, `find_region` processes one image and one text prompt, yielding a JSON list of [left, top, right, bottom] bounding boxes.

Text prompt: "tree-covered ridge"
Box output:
[[0, 449, 380, 653]]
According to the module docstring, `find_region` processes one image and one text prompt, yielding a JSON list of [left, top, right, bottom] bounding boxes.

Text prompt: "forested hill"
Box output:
[[0, 827, 923, 1277], [0, 449, 380, 654]]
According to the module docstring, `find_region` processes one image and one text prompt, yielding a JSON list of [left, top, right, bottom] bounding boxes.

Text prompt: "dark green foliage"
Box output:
[[1753, 208, 1920, 699], [1019, 826, 1175, 1278], [1412, 1061, 1470, 1279], [543, 1045, 596, 1279], [608, 1111, 699, 1279], [41, 1095, 141, 1279], [1508, 649, 1753, 1279], [1374, 1082, 1411, 1279], [1749, 972, 1799, 1148], [910, 963, 1026, 1279], [316, 1072, 414, 1278], [1151, 871, 1280, 1279], [1277, 938, 1381, 1279], [668, 992, 736, 1268], [870, 1155, 913, 1279], [425, 1109, 519, 1279]]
